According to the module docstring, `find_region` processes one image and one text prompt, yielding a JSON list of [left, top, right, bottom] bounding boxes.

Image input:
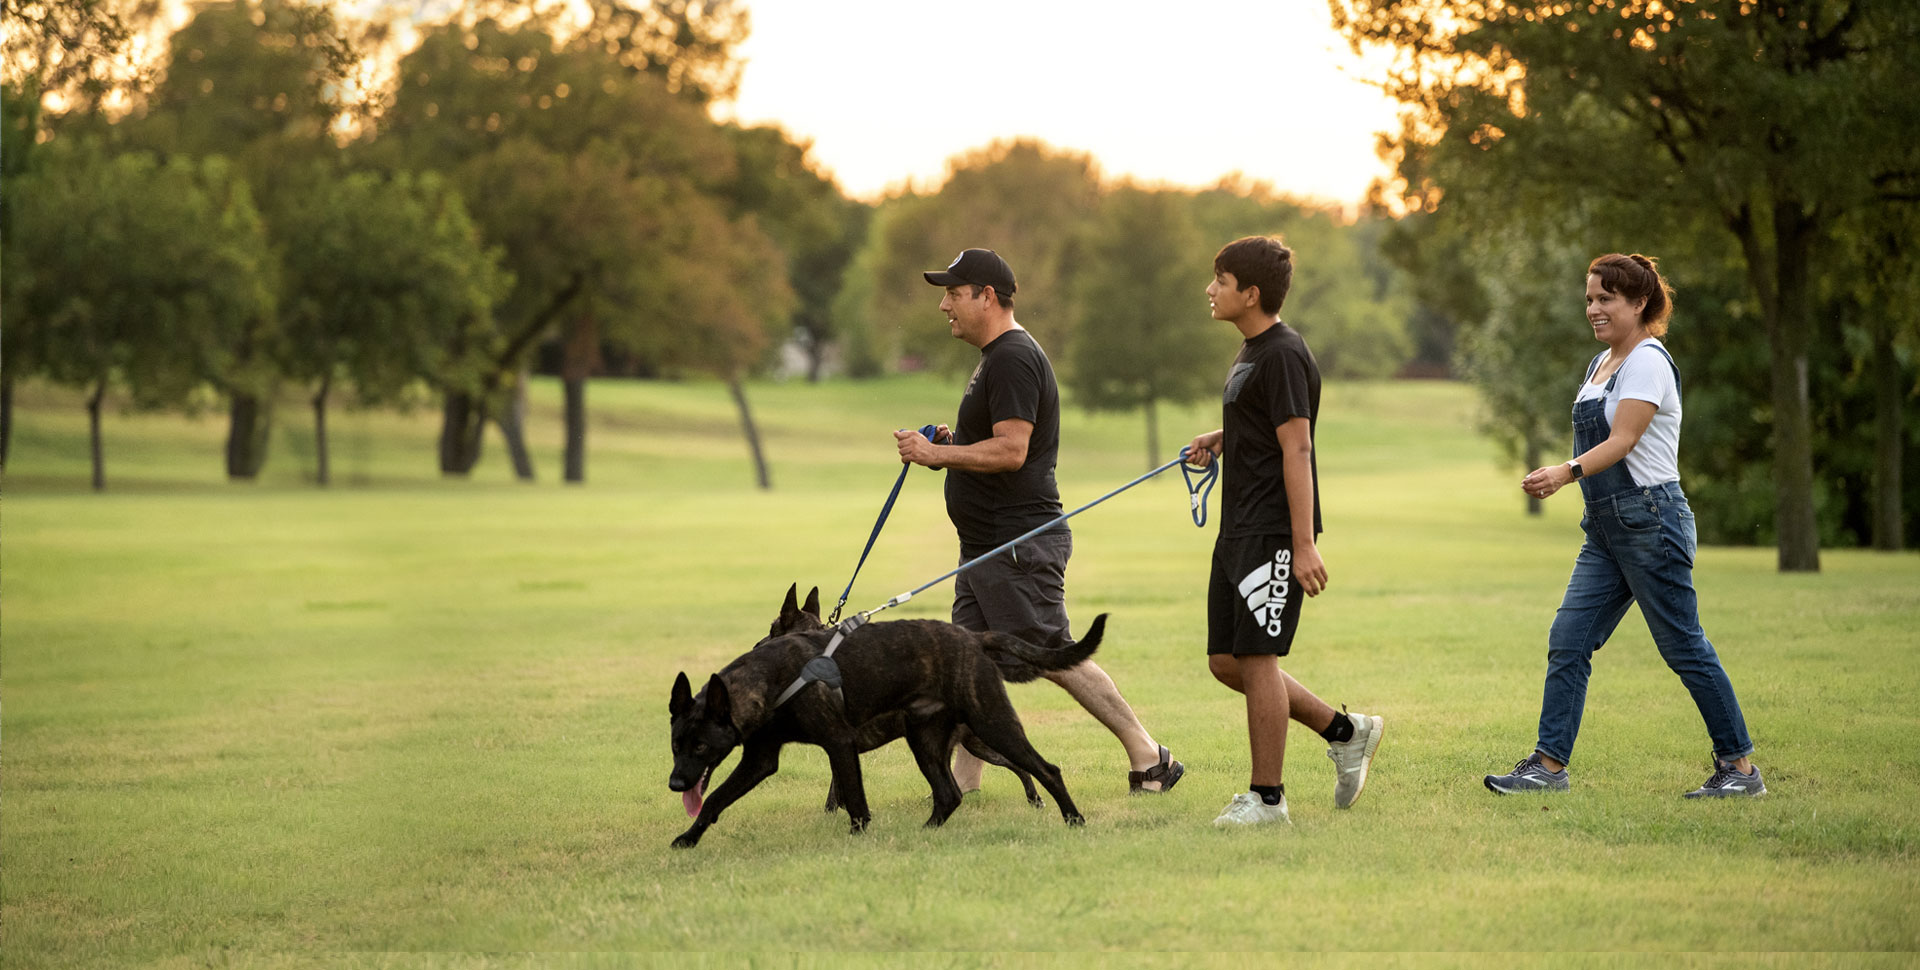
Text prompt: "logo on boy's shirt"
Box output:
[[1236, 548, 1293, 637], [1224, 362, 1255, 404]]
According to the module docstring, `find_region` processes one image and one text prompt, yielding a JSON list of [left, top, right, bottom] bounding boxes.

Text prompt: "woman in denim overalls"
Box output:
[[1484, 254, 1765, 798]]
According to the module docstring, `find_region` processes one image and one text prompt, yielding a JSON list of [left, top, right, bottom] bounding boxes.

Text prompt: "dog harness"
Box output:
[[771, 613, 868, 710]]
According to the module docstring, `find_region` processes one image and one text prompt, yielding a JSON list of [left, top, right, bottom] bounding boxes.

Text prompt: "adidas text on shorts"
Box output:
[[1207, 534, 1305, 657]]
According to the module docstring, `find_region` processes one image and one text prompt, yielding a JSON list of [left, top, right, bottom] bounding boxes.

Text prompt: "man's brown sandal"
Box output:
[[1128, 745, 1185, 794]]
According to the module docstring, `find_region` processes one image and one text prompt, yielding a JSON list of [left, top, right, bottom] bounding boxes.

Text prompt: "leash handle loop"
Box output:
[[1178, 446, 1218, 528]]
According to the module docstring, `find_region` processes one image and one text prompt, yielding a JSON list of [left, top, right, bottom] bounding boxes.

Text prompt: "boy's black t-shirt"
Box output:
[[945, 328, 1065, 557], [1218, 321, 1322, 539]]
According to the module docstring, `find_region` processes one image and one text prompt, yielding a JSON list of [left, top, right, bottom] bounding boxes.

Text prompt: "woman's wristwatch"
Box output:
[[1565, 460, 1584, 481]]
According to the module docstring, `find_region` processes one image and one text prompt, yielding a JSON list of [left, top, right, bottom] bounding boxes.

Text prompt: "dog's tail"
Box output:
[[978, 613, 1107, 684]]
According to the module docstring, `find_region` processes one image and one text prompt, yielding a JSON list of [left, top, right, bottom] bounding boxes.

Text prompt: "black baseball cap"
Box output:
[[923, 248, 1016, 296]]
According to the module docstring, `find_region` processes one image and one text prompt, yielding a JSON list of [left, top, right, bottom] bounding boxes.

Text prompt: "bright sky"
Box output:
[[715, 0, 1404, 207]]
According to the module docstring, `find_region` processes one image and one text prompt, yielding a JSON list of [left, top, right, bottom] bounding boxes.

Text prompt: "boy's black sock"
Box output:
[[1250, 783, 1284, 806], [1319, 710, 1355, 744]]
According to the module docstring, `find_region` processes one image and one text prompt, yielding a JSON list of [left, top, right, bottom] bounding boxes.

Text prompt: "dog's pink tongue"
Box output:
[[682, 776, 706, 818]]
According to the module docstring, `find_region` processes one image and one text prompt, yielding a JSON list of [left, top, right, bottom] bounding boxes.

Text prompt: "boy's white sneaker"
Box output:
[[1213, 791, 1291, 827], [1327, 711, 1384, 809]]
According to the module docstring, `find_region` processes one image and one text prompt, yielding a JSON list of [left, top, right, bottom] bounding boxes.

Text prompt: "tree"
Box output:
[[6, 142, 274, 489], [1331, 0, 1920, 571], [574, 0, 750, 102], [840, 140, 1104, 376], [719, 123, 869, 381], [275, 168, 509, 484], [134, 0, 364, 479], [1, 0, 161, 463], [1066, 185, 1226, 468], [637, 200, 795, 489], [1188, 179, 1413, 379], [1, 0, 156, 112], [370, 16, 746, 481], [1450, 220, 1603, 516]]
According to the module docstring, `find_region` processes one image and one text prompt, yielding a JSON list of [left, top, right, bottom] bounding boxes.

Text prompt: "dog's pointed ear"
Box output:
[[670, 672, 693, 718], [704, 673, 732, 724], [781, 583, 799, 617], [803, 587, 821, 618]]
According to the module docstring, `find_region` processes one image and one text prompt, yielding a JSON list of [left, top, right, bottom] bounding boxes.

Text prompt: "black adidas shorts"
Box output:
[[1207, 533, 1305, 657]]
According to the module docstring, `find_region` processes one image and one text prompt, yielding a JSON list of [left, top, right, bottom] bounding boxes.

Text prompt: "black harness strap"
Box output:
[[772, 613, 867, 710]]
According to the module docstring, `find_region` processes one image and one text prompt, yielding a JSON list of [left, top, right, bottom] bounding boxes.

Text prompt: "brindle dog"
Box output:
[[767, 586, 1056, 811], [666, 588, 1103, 848]]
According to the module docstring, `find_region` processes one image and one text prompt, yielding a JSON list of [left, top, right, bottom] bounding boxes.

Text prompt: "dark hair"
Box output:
[[1213, 236, 1293, 315], [1587, 253, 1673, 337], [967, 283, 1013, 310]]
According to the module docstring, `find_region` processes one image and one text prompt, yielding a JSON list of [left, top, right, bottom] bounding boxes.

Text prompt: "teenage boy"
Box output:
[[1182, 236, 1383, 827]]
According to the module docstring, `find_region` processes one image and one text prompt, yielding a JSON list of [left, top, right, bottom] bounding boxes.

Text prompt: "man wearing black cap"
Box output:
[[896, 249, 1183, 796]]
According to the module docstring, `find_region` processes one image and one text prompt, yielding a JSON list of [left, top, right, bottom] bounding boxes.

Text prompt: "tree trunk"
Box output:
[[563, 377, 586, 484], [1144, 396, 1161, 471], [439, 390, 487, 475], [1732, 199, 1822, 572], [1870, 315, 1904, 551], [728, 376, 772, 490], [87, 377, 106, 491], [561, 312, 600, 485], [1524, 435, 1543, 517], [1764, 200, 1822, 572], [801, 322, 827, 383], [312, 374, 331, 487], [226, 392, 272, 480], [1, 369, 13, 469], [498, 369, 536, 482], [806, 340, 826, 383]]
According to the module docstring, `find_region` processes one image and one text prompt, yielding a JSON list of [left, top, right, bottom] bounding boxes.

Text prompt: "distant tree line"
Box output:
[[2, 0, 1426, 492], [1331, 0, 1920, 564], [2, 0, 846, 490], [831, 141, 1420, 469], [31, 0, 1902, 571]]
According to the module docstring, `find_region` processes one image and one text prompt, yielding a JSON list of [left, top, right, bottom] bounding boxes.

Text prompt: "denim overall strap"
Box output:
[[1572, 343, 1680, 503]]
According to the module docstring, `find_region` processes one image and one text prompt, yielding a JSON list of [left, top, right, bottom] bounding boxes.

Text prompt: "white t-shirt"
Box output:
[[1574, 339, 1681, 486]]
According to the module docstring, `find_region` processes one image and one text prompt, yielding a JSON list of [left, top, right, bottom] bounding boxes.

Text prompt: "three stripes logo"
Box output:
[[1237, 549, 1293, 637]]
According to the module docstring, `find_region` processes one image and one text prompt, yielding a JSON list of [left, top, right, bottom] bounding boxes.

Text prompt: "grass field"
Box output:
[[4, 374, 1917, 965]]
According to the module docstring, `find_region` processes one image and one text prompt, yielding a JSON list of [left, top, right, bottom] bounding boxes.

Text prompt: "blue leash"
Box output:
[[858, 446, 1216, 621], [781, 443, 1216, 709], [828, 424, 939, 624]]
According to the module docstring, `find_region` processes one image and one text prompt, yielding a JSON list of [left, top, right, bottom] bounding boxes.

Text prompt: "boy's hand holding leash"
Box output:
[[1184, 430, 1223, 468]]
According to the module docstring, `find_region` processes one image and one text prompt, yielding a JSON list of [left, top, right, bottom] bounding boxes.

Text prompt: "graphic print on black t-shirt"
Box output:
[[944, 328, 1066, 556], [1218, 323, 1322, 540], [1224, 362, 1255, 403]]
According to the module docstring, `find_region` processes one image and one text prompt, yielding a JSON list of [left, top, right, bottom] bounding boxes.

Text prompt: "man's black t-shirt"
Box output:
[[946, 328, 1065, 557], [1219, 322, 1322, 539]]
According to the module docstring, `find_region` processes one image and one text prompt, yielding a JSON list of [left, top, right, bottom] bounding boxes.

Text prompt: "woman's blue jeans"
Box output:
[[1536, 481, 1753, 766]]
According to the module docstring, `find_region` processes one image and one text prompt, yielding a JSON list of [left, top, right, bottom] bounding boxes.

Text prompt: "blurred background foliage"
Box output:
[[3, 0, 1915, 561]]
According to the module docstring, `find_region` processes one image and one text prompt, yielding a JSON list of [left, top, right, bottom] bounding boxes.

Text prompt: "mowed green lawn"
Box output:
[[4, 374, 1917, 965]]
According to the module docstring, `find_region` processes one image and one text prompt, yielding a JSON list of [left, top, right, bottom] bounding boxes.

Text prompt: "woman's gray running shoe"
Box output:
[[1483, 752, 1569, 794], [1684, 757, 1766, 798]]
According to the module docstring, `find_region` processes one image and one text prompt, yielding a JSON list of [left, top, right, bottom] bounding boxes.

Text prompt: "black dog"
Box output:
[[767, 586, 1049, 811], [667, 591, 1104, 848]]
